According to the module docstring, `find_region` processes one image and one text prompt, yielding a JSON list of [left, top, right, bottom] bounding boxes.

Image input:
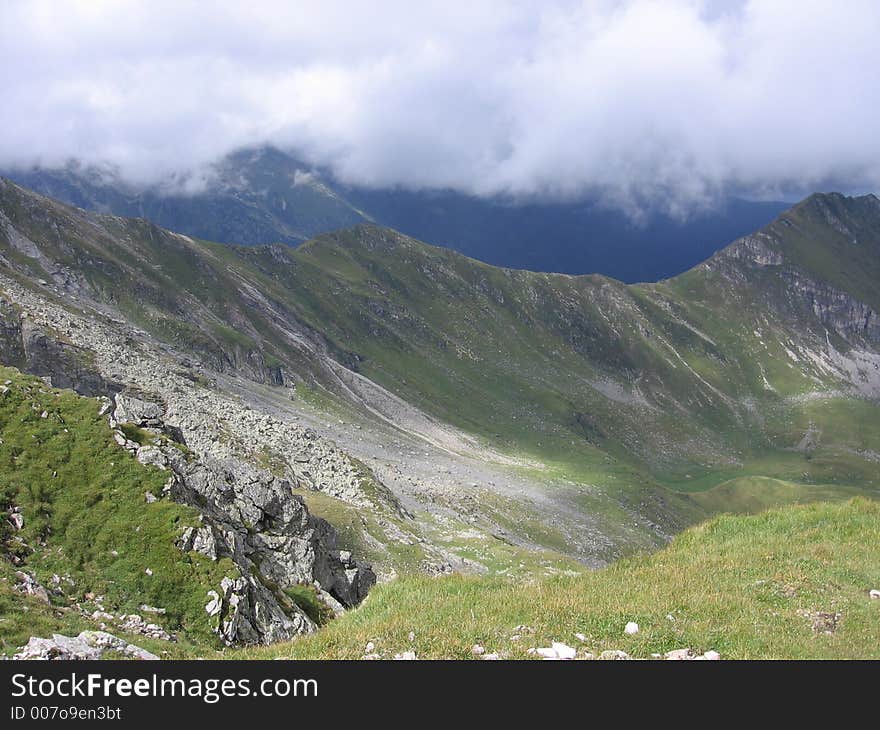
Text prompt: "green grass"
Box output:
[[240, 498, 880, 660], [0, 366, 236, 655]]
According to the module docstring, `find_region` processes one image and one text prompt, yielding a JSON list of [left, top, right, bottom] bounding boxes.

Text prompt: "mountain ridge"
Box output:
[[0, 177, 878, 576], [0, 147, 792, 282]]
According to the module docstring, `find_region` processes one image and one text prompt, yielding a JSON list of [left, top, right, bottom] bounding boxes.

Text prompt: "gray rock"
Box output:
[[13, 631, 158, 660], [13, 571, 50, 604], [599, 649, 630, 661], [105, 405, 377, 647], [177, 525, 219, 560], [113, 392, 165, 428]]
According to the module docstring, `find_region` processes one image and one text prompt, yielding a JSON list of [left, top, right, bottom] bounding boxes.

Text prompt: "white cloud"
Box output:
[[1, 0, 878, 214]]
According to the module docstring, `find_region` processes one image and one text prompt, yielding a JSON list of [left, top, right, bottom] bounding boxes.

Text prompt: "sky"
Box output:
[[1, 0, 878, 216]]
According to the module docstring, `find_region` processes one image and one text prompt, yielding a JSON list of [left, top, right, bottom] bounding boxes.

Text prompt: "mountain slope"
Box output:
[[0, 177, 878, 570]]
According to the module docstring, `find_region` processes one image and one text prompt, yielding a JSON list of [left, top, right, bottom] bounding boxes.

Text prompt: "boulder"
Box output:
[[13, 631, 158, 660]]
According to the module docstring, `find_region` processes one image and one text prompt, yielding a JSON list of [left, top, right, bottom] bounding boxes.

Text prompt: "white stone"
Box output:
[[551, 642, 577, 660], [471, 644, 485, 656], [702, 650, 721, 661], [574, 632, 587, 642], [393, 651, 417, 660], [624, 621, 639, 635], [534, 647, 558, 659], [205, 591, 222, 617], [365, 641, 375, 653], [870, 589, 880, 599]]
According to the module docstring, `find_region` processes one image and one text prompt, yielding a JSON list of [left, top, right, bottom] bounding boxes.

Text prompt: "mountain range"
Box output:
[[2, 147, 790, 283]]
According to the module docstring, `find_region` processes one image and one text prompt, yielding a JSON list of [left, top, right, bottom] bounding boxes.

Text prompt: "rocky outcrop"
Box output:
[[712, 232, 784, 268], [781, 270, 880, 344], [0, 298, 118, 397], [110, 394, 376, 646]]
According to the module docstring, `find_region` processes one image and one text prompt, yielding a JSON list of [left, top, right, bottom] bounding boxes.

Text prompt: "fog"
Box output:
[[1, 0, 878, 215]]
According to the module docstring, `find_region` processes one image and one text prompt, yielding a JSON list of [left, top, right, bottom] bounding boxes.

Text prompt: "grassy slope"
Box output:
[[0, 366, 236, 656], [242, 498, 880, 660]]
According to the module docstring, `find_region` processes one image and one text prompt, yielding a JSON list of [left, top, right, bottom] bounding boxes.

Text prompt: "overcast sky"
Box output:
[[1, 0, 878, 215]]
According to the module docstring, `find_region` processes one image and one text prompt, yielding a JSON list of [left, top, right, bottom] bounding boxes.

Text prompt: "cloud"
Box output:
[[1, 0, 878, 215]]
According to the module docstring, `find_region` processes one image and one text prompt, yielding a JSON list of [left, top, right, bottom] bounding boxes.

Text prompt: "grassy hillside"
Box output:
[[0, 366, 235, 656], [242, 498, 880, 660]]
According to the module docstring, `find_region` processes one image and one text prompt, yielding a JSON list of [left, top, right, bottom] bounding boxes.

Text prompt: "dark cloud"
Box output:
[[1, 0, 877, 214]]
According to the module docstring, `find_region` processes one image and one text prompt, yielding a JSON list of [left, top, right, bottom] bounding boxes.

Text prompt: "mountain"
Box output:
[[0, 177, 878, 656], [1, 147, 789, 282], [3, 148, 368, 247]]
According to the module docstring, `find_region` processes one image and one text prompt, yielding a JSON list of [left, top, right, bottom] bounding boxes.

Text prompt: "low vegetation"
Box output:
[[244, 498, 880, 660]]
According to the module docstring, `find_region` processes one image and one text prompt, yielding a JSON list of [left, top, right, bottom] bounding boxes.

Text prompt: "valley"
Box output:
[[0, 177, 878, 658]]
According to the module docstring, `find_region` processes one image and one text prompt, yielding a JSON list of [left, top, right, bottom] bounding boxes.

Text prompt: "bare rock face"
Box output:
[[111, 397, 376, 646], [0, 298, 119, 397]]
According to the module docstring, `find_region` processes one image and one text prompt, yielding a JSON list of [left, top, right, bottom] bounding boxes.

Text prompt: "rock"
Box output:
[[214, 575, 314, 646], [139, 604, 166, 615], [532, 642, 577, 660], [365, 641, 375, 653], [701, 650, 721, 661], [78, 631, 159, 660], [113, 392, 165, 428], [624, 621, 639, 635], [136, 445, 168, 469], [167, 447, 376, 609], [407, 631, 415, 642], [177, 525, 219, 560], [144, 568, 153, 576], [665, 648, 695, 660], [552, 642, 577, 660], [574, 632, 587, 642], [870, 589, 880, 599], [599, 650, 630, 661], [116, 614, 175, 642], [14, 634, 101, 660], [472, 644, 485, 656], [393, 651, 417, 660], [9, 510, 24, 531], [13, 571, 50, 604], [13, 631, 158, 660], [205, 591, 222, 617], [482, 653, 500, 660]]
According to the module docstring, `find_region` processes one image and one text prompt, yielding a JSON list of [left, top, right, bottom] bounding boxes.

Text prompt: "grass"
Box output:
[[240, 498, 880, 660], [0, 366, 237, 656]]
